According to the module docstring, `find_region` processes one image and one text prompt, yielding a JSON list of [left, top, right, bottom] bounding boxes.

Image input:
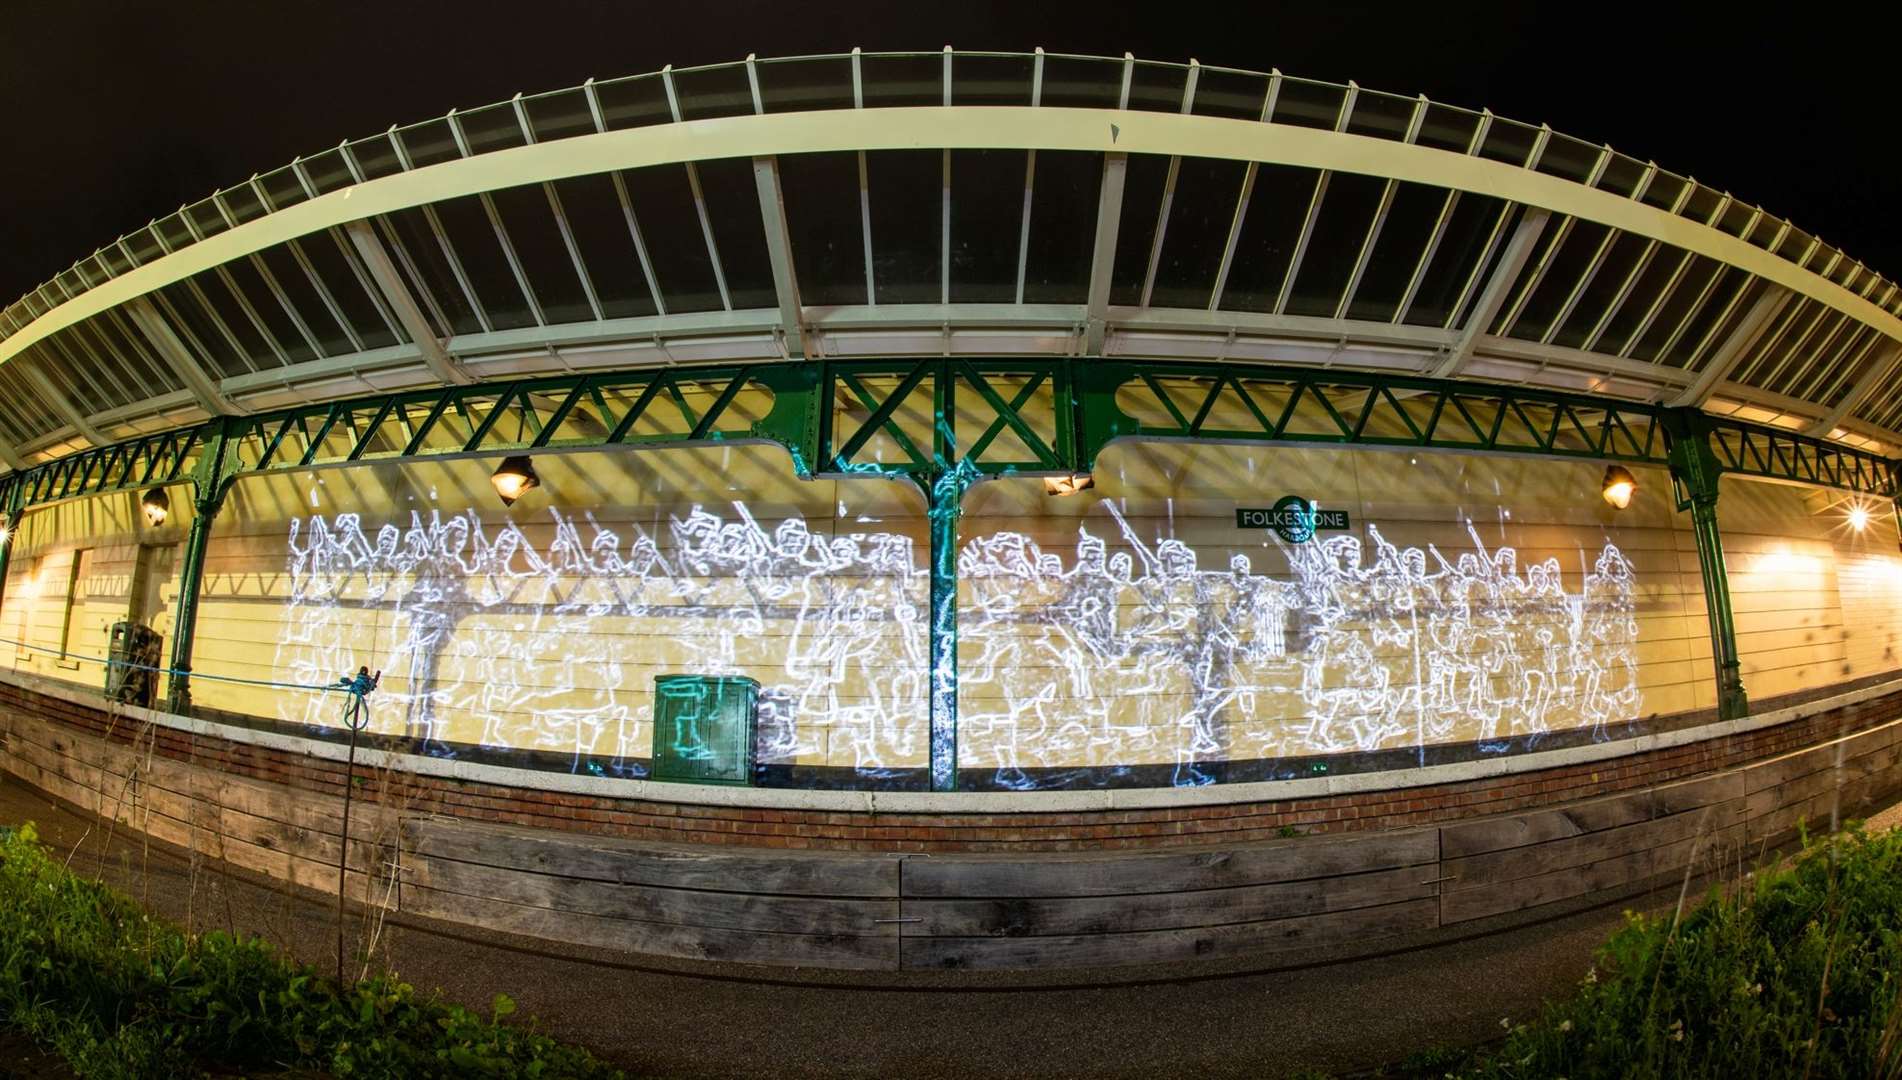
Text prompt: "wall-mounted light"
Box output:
[[140, 487, 170, 527], [1601, 465, 1637, 510], [1847, 504, 1871, 532], [490, 455, 540, 506], [1043, 472, 1095, 497]]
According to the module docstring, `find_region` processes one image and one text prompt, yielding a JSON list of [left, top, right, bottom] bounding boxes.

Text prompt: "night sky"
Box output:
[[3, 0, 1898, 308]]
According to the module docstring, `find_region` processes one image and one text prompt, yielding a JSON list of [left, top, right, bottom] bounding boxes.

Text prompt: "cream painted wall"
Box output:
[[0, 490, 190, 692], [1718, 478, 1902, 702], [3, 441, 1897, 783]]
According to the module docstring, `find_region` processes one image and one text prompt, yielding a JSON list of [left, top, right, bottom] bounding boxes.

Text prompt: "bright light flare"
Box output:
[[1043, 472, 1095, 497], [1601, 465, 1638, 510], [1848, 504, 1872, 532], [490, 455, 540, 506]]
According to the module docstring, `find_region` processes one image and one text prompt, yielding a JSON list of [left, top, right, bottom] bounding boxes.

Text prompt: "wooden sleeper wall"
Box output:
[[3, 687, 1900, 971]]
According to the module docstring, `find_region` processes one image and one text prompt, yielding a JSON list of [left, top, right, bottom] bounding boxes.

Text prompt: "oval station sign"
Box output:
[[1236, 496, 1351, 544]]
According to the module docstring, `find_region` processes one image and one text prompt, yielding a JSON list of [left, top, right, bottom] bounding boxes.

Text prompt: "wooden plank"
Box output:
[[409, 854, 896, 936], [1443, 825, 1742, 924], [1445, 802, 1729, 890], [1440, 787, 1655, 859], [1741, 726, 1899, 795], [902, 830, 1438, 899], [1741, 742, 1839, 795], [4, 751, 385, 905], [3, 725, 392, 898], [403, 882, 898, 970], [1749, 770, 1902, 847], [902, 897, 1439, 970], [12, 717, 402, 845], [1741, 737, 1902, 819], [908, 864, 1434, 937], [406, 816, 897, 898], [1651, 770, 1748, 818], [2, 743, 104, 813]]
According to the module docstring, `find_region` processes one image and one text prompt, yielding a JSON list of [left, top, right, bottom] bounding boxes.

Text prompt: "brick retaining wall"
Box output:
[[3, 677, 1895, 852]]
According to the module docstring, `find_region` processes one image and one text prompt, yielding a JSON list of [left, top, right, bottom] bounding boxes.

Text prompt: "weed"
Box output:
[[1448, 822, 1902, 1079], [0, 823, 621, 1079]]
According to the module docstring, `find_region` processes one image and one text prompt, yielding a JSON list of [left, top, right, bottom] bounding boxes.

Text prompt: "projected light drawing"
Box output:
[[957, 509, 1639, 783], [276, 505, 927, 772], [270, 500, 1639, 786]]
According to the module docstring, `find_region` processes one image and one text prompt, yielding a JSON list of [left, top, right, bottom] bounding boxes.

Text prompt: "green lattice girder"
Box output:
[[1079, 363, 1670, 466], [0, 359, 1896, 514], [824, 359, 1069, 476], [13, 426, 205, 507], [1705, 422, 1895, 493]]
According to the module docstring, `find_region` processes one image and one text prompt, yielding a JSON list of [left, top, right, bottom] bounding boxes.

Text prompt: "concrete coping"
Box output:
[[5, 668, 1898, 815]]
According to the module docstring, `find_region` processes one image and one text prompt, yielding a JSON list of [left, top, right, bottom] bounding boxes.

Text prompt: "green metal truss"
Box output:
[[11, 426, 206, 508], [1, 359, 1893, 511], [0, 358, 1892, 778], [1076, 363, 1672, 467]]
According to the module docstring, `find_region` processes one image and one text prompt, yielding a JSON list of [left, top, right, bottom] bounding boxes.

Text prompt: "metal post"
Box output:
[[923, 464, 972, 793], [336, 692, 361, 983], [1664, 409, 1749, 720], [166, 420, 236, 714], [335, 666, 378, 984]]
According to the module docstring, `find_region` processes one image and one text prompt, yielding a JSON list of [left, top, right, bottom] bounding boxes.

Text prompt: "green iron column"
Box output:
[[922, 356, 971, 793], [923, 464, 975, 793], [1663, 409, 1748, 721], [166, 420, 238, 714]]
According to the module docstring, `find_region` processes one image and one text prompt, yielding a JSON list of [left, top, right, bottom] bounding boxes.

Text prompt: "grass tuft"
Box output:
[[1374, 821, 1902, 1079], [0, 822, 623, 1079]]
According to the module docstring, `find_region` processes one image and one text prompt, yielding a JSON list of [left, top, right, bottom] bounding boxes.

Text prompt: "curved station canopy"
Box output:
[[10, 49, 1902, 966], [0, 49, 1899, 480]]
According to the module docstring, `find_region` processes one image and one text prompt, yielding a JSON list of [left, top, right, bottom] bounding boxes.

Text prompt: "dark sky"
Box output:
[[3, 0, 1898, 307]]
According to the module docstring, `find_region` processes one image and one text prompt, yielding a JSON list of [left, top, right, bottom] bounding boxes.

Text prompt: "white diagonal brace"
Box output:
[[343, 219, 473, 386], [1432, 207, 1550, 377], [1084, 152, 1129, 355], [20, 362, 107, 446], [751, 156, 805, 358], [1669, 287, 1793, 407], [125, 297, 241, 415], [0, 430, 24, 471], [1805, 339, 1902, 436]]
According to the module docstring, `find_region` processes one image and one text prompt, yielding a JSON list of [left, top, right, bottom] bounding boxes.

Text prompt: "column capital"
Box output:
[[1660, 407, 1724, 509]]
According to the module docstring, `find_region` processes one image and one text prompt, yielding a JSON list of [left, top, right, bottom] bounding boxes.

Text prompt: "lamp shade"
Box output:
[[491, 455, 541, 506], [140, 487, 171, 527]]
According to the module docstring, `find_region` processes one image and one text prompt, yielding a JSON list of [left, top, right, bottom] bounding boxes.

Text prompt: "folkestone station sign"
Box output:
[[1237, 497, 1351, 544]]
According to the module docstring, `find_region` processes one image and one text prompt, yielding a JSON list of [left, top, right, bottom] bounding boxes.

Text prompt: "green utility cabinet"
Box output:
[[651, 675, 760, 786]]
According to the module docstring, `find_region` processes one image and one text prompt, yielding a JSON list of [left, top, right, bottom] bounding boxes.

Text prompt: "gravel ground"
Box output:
[[1864, 799, 1902, 833], [4, 770, 1893, 1079]]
